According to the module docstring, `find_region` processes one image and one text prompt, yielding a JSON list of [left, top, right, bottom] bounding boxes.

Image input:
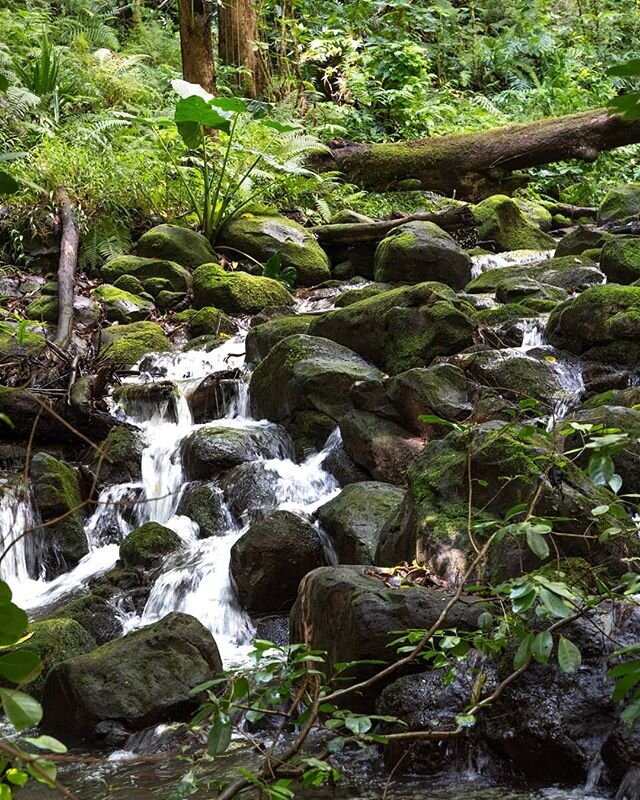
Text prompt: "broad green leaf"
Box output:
[[211, 97, 247, 113], [0, 74, 8, 92], [6, 769, 27, 787], [611, 670, 640, 702], [621, 697, 640, 724], [261, 118, 301, 133], [0, 784, 11, 799], [557, 636, 581, 673], [344, 715, 371, 735], [0, 689, 43, 730], [513, 634, 532, 669], [207, 714, 231, 756], [526, 528, 549, 560], [175, 96, 231, 136], [0, 603, 28, 646], [539, 587, 571, 619], [0, 581, 12, 603], [23, 735, 67, 754], [609, 59, 640, 77], [588, 453, 615, 487], [531, 631, 553, 665], [455, 713, 477, 727], [0, 651, 41, 683], [28, 758, 56, 787]]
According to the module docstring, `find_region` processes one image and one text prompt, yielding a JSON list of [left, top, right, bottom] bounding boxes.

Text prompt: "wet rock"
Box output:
[[42, 612, 222, 742], [31, 453, 89, 578], [555, 225, 609, 257], [245, 315, 314, 365], [177, 483, 231, 537], [254, 615, 289, 647], [290, 565, 485, 687], [466, 255, 602, 295], [187, 306, 237, 338], [601, 235, 640, 284], [91, 284, 155, 324], [323, 443, 370, 487], [99, 321, 172, 368], [309, 282, 476, 375], [615, 768, 640, 800], [583, 386, 640, 409], [373, 221, 472, 289], [182, 423, 291, 480], [339, 410, 423, 486], [102, 255, 192, 294], [286, 410, 336, 459], [249, 334, 383, 424], [192, 263, 294, 314], [333, 282, 393, 307], [188, 370, 245, 423], [119, 522, 183, 568], [316, 482, 405, 563], [494, 277, 567, 306], [598, 183, 640, 225], [134, 223, 215, 267], [231, 511, 325, 613], [221, 462, 281, 522], [582, 363, 634, 395], [218, 213, 331, 286], [472, 195, 556, 251], [94, 426, 145, 485], [52, 592, 123, 645]]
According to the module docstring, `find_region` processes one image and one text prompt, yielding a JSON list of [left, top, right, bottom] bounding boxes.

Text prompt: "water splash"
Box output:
[[470, 249, 554, 279], [0, 483, 37, 584]]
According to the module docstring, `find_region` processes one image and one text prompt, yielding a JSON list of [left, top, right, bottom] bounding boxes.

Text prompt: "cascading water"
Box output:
[[0, 482, 37, 585]]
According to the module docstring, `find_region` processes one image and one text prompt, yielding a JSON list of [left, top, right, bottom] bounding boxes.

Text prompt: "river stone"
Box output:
[[555, 225, 609, 257], [218, 213, 331, 287], [31, 452, 89, 579], [192, 263, 294, 314], [249, 334, 383, 424], [119, 522, 183, 568], [182, 423, 291, 480], [309, 282, 476, 375], [583, 386, 640, 409], [289, 565, 485, 685], [245, 315, 315, 365], [102, 255, 192, 294], [134, 223, 215, 267], [316, 482, 405, 564], [373, 221, 472, 289], [177, 483, 231, 537], [516, 198, 553, 230], [188, 370, 245, 423], [42, 612, 222, 742], [99, 321, 172, 368], [601, 235, 640, 284], [472, 195, 556, 251], [221, 462, 282, 522], [231, 511, 325, 613], [91, 284, 155, 324], [494, 276, 566, 306], [52, 591, 124, 645], [187, 307, 237, 338], [547, 284, 640, 365], [598, 183, 640, 225], [339, 410, 423, 486], [334, 283, 393, 307]]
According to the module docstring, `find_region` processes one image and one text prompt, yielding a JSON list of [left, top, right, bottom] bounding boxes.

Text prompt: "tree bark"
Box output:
[[317, 108, 640, 200], [218, 0, 266, 98], [178, 0, 216, 95], [54, 190, 79, 349]]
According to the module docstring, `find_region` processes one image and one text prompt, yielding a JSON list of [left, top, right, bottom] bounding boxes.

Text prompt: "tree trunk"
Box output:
[[54, 190, 79, 349], [218, 0, 266, 98], [178, 0, 216, 95], [317, 108, 640, 200]]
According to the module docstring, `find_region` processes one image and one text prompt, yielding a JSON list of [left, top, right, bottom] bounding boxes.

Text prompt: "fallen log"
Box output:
[[317, 108, 640, 200], [54, 189, 79, 348], [311, 204, 474, 245]]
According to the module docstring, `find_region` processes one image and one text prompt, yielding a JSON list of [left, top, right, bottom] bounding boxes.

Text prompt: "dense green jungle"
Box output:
[[3, 0, 640, 798]]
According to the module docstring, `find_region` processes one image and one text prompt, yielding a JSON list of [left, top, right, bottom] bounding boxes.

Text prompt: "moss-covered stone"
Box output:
[[134, 223, 215, 267], [102, 255, 191, 294], [156, 290, 186, 309], [245, 314, 314, 365], [495, 277, 566, 306], [598, 183, 640, 225], [218, 213, 331, 286], [334, 283, 392, 307], [14, 618, 96, 700], [26, 295, 59, 323], [99, 321, 171, 367], [583, 387, 640, 409], [472, 195, 556, 252], [287, 410, 336, 458], [188, 306, 237, 339], [373, 221, 472, 289], [475, 303, 539, 325], [53, 592, 123, 644], [554, 226, 609, 257], [0, 324, 46, 357], [113, 274, 148, 296], [176, 483, 230, 538], [192, 263, 293, 314], [95, 425, 145, 484], [119, 522, 182, 567], [601, 236, 640, 284], [516, 198, 553, 231], [91, 284, 155, 324]]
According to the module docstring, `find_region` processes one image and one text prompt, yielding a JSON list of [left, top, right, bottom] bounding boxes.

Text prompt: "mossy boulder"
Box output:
[[516, 198, 553, 231], [494, 277, 567, 306], [53, 592, 124, 644], [230, 511, 325, 613], [218, 213, 331, 286], [472, 195, 556, 252], [309, 282, 476, 375], [188, 307, 237, 339], [601, 236, 640, 284], [373, 221, 472, 289], [249, 334, 383, 424], [0, 324, 46, 358], [94, 425, 145, 485], [465, 255, 601, 296], [119, 522, 182, 568], [25, 295, 59, 323], [245, 315, 315, 365], [555, 226, 609, 257], [14, 618, 96, 700], [134, 223, 215, 267], [30, 452, 88, 577], [113, 274, 149, 296], [598, 183, 640, 225], [317, 482, 405, 563], [91, 284, 155, 324], [102, 255, 191, 294], [192, 263, 293, 314], [100, 321, 171, 367], [583, 387, 640, 409], [547, 284, 640, 365], [42, 612, 222, 741], [334, 283, 392, 307], [176, 483, 230, 537]]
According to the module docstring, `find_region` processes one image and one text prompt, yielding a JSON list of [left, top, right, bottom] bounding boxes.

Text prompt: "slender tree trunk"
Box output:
[[218, 0, 266, 98], [178, 0, 216, 95], [131, 0, 143, 27], [54, 190, 78, 349], [315, 108, 640, 200]]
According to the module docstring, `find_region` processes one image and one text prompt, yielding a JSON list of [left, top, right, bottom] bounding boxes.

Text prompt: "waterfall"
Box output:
[[0, 483, 37, 585]]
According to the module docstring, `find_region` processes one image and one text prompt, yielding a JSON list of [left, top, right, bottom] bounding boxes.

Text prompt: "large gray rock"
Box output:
[[177, 482, 232, 537], [249, 334, 383, 424], [316, 482, 405, 564], [598, 183, 640, 225], [601, 236, 640, 284], [231, 511, 325, 613], [373, 221, 472, 289], [42, 613, 222, 742], [245, 315, 314, 365]]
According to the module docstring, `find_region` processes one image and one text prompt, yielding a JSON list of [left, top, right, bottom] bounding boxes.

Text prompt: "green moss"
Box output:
[[102, 255, 191, 293], [99, 321, 171, 367], [0, 324, 46, 356], [601, 235, 640, 284], [472, 195, 556, 252], [113, 274, 147, 295], [91, 283, 154, 324], [119, 522, 182, 567], [535, 557, 605, 594], [475, 303, 539, 325], [188, 306, 237, 338], [598, 183, 640, 225], [134, 223, 215, 267], [245, 314, 314, 363], [192, 263, 293, 314], [26, 295, 59, 323]]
